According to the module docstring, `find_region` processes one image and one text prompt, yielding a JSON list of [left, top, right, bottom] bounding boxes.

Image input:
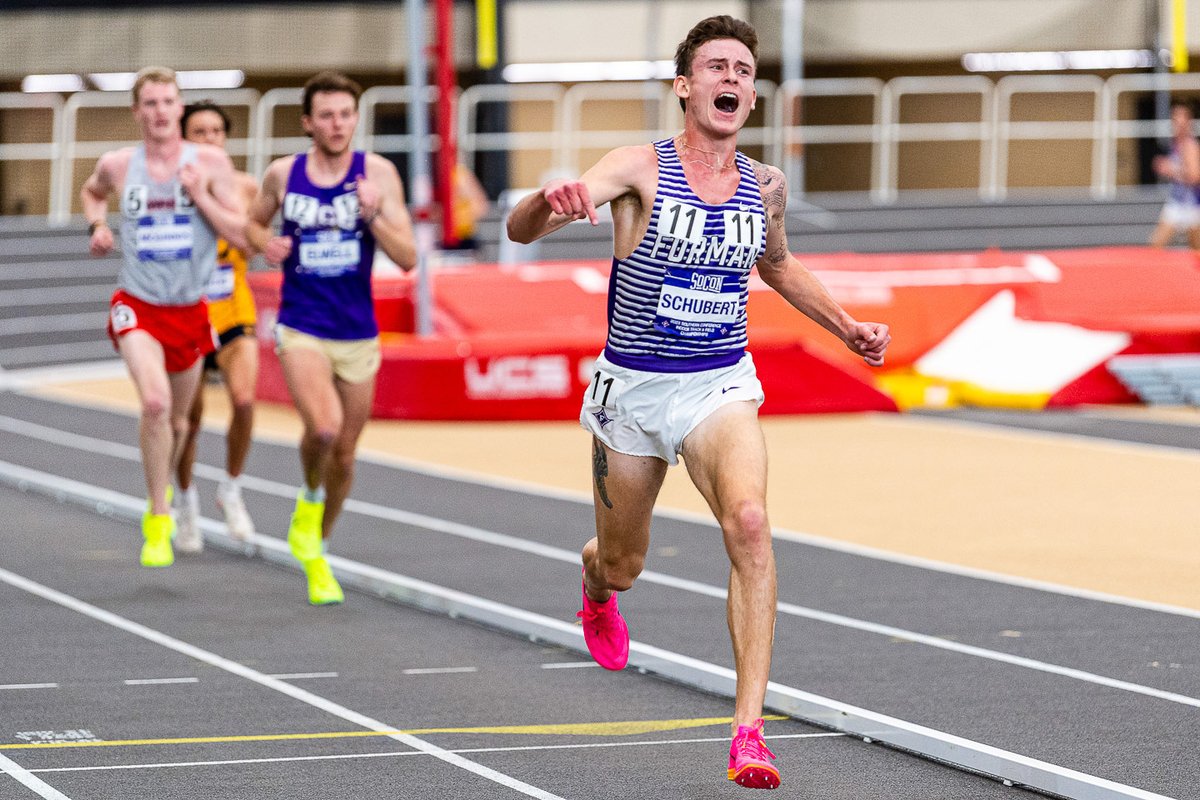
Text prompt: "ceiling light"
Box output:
[[21, 74, 85, 93], [962, 49, 1157, 73]]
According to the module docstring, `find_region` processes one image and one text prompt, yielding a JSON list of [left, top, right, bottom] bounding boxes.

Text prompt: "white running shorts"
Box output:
[[1161, 198, 1200, 228], [579, 352, 765, 465]]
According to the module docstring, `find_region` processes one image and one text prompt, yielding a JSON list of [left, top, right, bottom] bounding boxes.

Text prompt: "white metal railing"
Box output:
[[773, 77, 885, 194], [0, 92, 63, 219], [878, 75, 995, 203], [47, 88, 259, 223], [460, 82, 565, 165], [991, 74, 1105, 200], [6, 71, 1200, 223], [1101, 72, 1200, 198]]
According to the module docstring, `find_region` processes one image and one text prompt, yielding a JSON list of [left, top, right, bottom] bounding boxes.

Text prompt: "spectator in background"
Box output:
[[441, 162, 490, 253], [1150, 99, 1200, 249], [174, 100, 261, 551]]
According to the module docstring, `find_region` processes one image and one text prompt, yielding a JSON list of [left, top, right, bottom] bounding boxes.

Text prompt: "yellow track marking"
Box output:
[[1, 715, 787, 750]]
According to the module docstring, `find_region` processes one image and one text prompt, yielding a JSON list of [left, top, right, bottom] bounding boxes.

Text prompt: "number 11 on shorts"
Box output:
[[589, 369, 624, 409]]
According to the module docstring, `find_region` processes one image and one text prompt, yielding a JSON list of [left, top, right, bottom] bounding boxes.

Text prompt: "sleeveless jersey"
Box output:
[[277, 151, 377, 340], [118, 143, 218, 305], [1167, 143, 1200, 204], [204, 239, 256, 333], [603, 138, 767, 373]]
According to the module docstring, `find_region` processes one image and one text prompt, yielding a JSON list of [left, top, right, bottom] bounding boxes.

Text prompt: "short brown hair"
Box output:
[[673, 16, 758, 112], [302, 71, 362, 116], [182, 100, 232, 136], [132, 66, 178, 105]]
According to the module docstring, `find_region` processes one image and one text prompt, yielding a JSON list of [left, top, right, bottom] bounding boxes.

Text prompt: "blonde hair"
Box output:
[[132, 66, 178, 104]]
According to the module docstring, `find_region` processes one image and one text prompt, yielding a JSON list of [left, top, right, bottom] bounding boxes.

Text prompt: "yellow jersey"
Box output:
[[204, 239, 257, 334]]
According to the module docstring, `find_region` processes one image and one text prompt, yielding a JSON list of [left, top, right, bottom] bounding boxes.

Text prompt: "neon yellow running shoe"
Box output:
[[304, 557, 344, 606], [141, 513, 175, 567], [287, 492, 325, 563]]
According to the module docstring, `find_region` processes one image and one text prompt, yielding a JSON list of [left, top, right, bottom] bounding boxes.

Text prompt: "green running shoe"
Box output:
[[288, 492, 325, 563], [140, 513, 175, 567], [304, 557, 344, 606]]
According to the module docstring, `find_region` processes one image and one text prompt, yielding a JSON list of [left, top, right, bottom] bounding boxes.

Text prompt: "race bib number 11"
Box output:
[[657, 198, 708, 243]]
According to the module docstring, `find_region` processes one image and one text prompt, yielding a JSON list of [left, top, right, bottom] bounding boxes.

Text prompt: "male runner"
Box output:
[[174, 101, 261, 550], [82, 66, 247, 568], [246, 71, 416, 605], [1150, 99, 1200, 249], [507, 16, 890, 790]]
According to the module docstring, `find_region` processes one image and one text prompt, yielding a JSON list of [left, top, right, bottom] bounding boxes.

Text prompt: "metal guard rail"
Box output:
[[2, 73, 1199, 223]]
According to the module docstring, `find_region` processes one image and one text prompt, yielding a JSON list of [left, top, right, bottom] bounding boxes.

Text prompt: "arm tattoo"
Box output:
[[750, 161, 791, 267], [766, 240, 789, 265], [591, 438, 614, 510]]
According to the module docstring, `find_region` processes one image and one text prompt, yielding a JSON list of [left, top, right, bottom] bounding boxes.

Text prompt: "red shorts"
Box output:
[[107, 290, 216, 373]]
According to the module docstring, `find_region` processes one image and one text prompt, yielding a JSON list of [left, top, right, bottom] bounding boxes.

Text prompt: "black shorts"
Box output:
[[203, 324, 255, 372]]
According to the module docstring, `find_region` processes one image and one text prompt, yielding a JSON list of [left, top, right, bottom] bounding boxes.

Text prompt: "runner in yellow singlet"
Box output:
[[175, 101, 261, 549]]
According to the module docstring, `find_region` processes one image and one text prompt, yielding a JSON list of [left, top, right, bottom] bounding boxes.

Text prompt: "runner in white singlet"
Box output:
[[506, 16, 891, 790]]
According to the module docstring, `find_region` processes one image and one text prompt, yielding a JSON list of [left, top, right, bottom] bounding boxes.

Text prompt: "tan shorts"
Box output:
[[274, 323, 381, 384]]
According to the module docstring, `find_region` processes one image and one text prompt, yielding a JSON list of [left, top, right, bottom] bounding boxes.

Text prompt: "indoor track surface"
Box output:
[[1, 224, 1197, 799]]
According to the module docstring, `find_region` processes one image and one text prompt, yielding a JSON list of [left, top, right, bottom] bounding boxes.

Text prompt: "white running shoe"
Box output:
[[217, 479, 255, 542], [174, 484, 203, 553]]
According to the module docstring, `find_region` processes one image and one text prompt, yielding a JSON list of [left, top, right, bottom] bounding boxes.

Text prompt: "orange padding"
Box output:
[[246, 263, 896, 420], [247, 247, 1200, 418]]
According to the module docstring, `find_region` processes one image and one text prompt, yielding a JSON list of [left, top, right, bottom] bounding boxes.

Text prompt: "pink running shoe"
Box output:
[[728, 718, 780, 789], [576, 571, 629, 670]]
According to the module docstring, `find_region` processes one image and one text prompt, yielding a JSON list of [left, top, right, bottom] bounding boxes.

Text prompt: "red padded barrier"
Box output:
[[247, 264, 897, 420], [247, 247, 1200, 418]]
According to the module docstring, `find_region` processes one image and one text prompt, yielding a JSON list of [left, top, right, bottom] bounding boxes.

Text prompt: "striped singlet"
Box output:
[[603, 138, 767, 373]]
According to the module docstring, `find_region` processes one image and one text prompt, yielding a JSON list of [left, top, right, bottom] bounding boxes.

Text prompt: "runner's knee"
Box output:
[[724, 501, 771, 552], [306, 426, 339, 450], [140, 393, 169, 421]]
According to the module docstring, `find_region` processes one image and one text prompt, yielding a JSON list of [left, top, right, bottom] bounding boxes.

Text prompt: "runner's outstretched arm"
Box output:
[[751, 161, 891, 366]]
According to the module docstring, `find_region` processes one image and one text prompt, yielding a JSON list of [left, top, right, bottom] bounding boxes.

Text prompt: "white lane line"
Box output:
[[0, 566, 563, 800], [123, 678, 199, 686], [267, 672, 338, 681], [540, 662, 599, 670], [1, 361, 124, 390], [27, 731, 846, 774], [0, 465, 1178, 800], [19, 391, 1200, 621], [0, 341, 113, 367], [1, 418, 1198, 708], [0, 752, 73, 800], [0, 683, 58, 690], [402, 667, 478, 675]]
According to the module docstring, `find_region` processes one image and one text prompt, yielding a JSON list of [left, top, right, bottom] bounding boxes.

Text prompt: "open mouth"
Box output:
[[714, 92, 739, 114]]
